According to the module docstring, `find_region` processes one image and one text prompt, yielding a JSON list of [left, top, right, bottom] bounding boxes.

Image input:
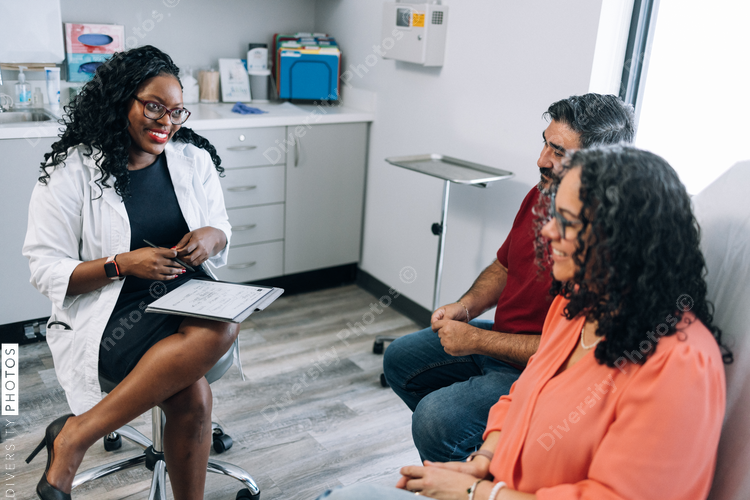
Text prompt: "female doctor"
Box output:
[[23, 46, 236, 500]]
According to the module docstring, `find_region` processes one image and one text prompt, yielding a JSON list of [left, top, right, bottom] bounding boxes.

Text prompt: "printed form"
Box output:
[[147, 280, 274, 322]]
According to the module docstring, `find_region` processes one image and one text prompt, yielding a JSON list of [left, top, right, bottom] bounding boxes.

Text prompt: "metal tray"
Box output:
[[386, 154, 514, 187]]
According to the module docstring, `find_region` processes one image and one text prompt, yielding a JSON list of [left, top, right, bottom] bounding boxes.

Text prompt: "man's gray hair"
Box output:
[[544, 94, 635, 148]]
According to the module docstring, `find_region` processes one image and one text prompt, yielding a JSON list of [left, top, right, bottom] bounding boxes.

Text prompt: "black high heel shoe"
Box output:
[[25, 414, 74, 500]]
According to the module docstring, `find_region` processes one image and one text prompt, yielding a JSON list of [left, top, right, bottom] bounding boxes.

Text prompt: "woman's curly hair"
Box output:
[[547, 145, 732, 367], [39, 45, 222, 198]]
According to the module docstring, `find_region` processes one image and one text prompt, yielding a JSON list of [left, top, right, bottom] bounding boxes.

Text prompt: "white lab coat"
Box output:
[[23, 141, 231, 415]]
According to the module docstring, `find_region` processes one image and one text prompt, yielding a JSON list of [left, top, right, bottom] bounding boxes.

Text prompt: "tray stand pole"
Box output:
[[433, 180, 451, 311]]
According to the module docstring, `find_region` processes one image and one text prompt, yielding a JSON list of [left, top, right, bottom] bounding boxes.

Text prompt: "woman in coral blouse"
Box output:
[[318, 145, 731, 500]]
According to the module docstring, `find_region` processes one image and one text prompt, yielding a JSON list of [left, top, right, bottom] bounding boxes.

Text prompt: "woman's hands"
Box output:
[[65, 227, 226, 295], [424, 457, 492, 481], [396, 464, 482, 499], [116, 247, 185, 280], [115, 227, 227, 280], [395, 440, 495, 498], [173, 227, 226, 267]]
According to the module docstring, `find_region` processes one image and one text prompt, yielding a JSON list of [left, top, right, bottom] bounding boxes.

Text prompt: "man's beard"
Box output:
[[537, 168, 554, 194]]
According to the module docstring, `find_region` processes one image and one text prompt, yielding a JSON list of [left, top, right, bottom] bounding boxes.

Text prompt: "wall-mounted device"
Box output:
[[381, 2, 448, 67]]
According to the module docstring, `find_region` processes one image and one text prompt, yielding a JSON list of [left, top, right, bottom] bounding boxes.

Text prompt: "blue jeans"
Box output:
[[383, 320, 522, 463], [317, 484, 419, 500]]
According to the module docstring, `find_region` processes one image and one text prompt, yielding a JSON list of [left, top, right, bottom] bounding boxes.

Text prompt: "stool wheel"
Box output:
[[380, 373, 389, 388], [103, 433, 122, 451], [236, 488, 260, 499], [213, 433, 233, 453], [373, 340, 384, 354]]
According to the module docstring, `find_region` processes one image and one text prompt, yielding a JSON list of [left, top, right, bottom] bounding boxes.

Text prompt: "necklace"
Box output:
[[580, 324, 602, 350]]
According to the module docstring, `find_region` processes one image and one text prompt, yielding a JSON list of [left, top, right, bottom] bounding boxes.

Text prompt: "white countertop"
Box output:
[[0, 101, 373, 140]]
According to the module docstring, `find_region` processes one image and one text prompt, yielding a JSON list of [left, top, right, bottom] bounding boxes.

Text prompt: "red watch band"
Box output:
[[105, 255, 124, 280]]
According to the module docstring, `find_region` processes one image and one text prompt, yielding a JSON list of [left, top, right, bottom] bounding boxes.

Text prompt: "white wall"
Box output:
[[59, 0, 316, 71], [1, 0, 316, 99], [315, 0, 604, 313]]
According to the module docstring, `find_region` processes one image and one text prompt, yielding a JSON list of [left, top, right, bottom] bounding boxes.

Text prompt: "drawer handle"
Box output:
[[227, 145, 258, 151], [234, 224, 258, 231], [227, 185, 258, 192], [228, 261, 257, 269]]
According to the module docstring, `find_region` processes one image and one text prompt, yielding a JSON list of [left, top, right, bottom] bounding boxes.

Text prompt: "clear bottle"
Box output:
[[32, 87, 44, 107], [15, 66, 31, 107], [182, 66, 199, 104]]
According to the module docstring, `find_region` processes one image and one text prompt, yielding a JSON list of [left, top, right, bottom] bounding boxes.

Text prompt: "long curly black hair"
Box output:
[[548, 145, 732, 367], [39, 45, 222, 198]]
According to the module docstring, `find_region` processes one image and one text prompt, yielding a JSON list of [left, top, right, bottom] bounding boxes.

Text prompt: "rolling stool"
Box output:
[[72, 339, 260, 500]]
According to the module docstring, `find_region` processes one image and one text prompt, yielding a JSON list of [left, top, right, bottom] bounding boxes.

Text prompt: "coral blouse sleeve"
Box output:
[[484, 295, 563, 439], [483, 385, 515, 439], [535, 338, 726, 500]]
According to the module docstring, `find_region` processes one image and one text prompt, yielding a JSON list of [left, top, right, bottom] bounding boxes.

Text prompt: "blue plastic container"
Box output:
[[278, 50, 340, 101]]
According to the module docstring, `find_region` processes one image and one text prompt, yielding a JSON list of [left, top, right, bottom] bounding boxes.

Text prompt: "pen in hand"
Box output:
[[142, 239, 196, 272]]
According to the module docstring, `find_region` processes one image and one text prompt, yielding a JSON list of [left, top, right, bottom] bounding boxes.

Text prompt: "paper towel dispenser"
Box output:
[[0, 0, 65, 63], [381, 2, 448, 67]]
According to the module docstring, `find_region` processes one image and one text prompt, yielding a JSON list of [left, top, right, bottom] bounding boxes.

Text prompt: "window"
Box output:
[[627, 0, 750, 194]]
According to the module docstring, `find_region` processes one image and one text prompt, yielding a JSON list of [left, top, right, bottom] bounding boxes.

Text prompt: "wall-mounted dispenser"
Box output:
[[381, 2, 448, 67], [0, 0, 65, 63]]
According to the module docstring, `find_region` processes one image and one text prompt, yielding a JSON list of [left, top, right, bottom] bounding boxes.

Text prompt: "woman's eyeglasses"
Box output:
[[133, 96, 191, 125], [550, 191, 582, 240]]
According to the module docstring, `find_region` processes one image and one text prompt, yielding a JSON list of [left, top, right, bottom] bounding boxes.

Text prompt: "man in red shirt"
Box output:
[[383, 93, 635, 463]]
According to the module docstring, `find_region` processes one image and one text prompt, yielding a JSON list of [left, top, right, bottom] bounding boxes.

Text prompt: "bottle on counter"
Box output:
[[15, 66, 31, 107], [45, 67, 61, 109], [182, 66, 199, 104], [32, 87, 44, 107]]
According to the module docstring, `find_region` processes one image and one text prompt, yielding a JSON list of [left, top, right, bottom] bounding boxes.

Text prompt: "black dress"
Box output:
[[98, 153, 208, 384]]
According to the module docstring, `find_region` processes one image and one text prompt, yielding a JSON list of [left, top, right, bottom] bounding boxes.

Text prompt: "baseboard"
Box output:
[[356, 269, 431, 328]]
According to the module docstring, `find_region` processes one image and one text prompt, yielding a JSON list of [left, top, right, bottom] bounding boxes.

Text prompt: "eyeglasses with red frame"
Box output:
[[133, 96, 191, 125]]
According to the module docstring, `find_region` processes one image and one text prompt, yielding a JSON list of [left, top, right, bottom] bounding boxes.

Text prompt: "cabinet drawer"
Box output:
[[220, 166, 285, 209], [200, 127, 286, 168], [228, 204, 284, 246], [214, 241, 283, 283]]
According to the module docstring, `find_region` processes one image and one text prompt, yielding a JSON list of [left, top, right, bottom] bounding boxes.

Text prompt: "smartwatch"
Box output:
[[104, 255, 124, 280]]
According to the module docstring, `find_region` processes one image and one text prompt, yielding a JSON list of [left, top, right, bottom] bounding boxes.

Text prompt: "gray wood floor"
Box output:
[[10, 284, 422, 499]]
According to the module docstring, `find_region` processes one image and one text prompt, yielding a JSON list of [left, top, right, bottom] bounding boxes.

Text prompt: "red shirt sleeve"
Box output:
[[496, 233, 510, 269], [496, 188, 538, 269]]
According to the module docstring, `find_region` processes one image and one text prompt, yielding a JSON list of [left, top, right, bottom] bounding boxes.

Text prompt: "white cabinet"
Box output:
[[0, 137, 57, 326], [200, 127, 286, 283], [285, 122, 367, 274], [199, 122, 368, 282], [221, 165, 286, 208]]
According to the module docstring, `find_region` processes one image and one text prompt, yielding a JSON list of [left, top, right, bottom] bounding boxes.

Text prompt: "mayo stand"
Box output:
[[372, 155, 513, 373], [385, 154, 514, 311]]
